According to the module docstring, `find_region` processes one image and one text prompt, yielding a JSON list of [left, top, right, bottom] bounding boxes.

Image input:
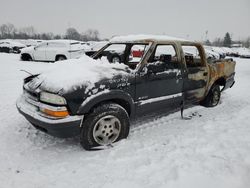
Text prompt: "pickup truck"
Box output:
[[16, 35, 236, 150]]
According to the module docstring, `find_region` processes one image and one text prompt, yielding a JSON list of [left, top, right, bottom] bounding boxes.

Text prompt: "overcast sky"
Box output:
[[1, 0, 249, 41]]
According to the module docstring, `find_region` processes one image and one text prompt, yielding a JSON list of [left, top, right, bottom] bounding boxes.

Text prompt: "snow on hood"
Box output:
[[36, 55, 129, 93]]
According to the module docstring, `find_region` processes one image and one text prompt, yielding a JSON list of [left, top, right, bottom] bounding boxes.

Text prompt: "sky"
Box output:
[[0, 0, 249, 41]]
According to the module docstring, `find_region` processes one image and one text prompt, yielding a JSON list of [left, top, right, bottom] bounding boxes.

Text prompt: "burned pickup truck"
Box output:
[[16, 35, 236, 150]]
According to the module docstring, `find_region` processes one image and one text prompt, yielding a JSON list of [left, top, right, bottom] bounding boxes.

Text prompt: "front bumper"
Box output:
[[16, 94, 83, 138]]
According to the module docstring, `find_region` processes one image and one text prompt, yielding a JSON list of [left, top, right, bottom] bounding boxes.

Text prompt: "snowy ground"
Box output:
[[0, 53, 250, 188]]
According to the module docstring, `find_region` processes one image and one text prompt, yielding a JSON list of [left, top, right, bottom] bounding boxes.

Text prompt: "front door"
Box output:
[[135, 44, 183, 116], [33, 42, 47, 61]]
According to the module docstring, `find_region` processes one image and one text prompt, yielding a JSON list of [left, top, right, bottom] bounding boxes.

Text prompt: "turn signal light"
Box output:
[[42, 108, 69, 118]]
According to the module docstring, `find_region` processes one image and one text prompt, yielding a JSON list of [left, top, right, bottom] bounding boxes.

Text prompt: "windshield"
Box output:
[[93, 43, 150, 70]]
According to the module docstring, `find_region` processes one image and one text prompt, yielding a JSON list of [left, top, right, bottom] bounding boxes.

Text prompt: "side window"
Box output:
[[182, 45, 203, 67], [149, 44, 180, 69], [36, 42, 47, 49], [102, 44, 126, 63], [129, 44, 147, 63], [48, 42, 66, 48]]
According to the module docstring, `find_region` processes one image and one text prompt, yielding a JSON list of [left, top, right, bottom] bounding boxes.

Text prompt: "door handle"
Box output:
[[203, 72, 208, 76]]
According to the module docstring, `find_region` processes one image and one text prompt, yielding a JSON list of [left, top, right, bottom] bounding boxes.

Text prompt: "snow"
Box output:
[[0, 53, 250, 188], [33, 55, 129, 93], [110, 34, 189, 42], [232, 47, 250, 57], [0, 39, 26, 48]]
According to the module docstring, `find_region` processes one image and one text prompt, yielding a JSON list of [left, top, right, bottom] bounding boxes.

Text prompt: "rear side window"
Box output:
[[182, 45, 203, 67], [48, 42, 67, 48]]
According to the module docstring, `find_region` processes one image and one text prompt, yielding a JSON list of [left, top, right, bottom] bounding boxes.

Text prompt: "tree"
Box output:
[[65, 27, 81, 40], [204, 39, 211, 46], [0, 23, 16, 38], [242, 37, 250, 48], [19, 26, 36, 37], [82, 29, 100, 41], [212, 38, 223, 47], [223, 32, 232, 47]]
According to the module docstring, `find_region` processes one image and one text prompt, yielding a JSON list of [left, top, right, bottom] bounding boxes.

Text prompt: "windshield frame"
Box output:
[[91, 42, 153, 72]]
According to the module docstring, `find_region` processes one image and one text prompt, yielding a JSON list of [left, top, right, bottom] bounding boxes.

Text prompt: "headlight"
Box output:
[[40, 92, 66, 105]]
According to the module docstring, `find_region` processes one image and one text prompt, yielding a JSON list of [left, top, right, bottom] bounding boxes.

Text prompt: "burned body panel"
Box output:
[[206, 59, 236, 93]]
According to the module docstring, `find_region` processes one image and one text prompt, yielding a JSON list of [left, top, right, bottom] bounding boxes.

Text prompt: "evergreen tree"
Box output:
[[223, 32, 232, 47]]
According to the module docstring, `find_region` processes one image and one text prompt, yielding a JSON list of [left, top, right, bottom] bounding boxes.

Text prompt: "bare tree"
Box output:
[[65, 27, 81, 40], [0, 23, 102, 41], [82, 29, 100, 41], [0, 23, 16, 38], [19, 26, 36, 37]]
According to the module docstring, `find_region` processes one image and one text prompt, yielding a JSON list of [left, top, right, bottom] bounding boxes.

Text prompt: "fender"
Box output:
[[77, 90, 135, 117]]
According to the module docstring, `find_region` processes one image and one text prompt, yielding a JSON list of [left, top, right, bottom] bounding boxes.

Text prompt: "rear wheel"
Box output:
[[80, 103, 130, 150], [202, 84, 221, 107], [111, 55, 121, 63], [56, 55, 66, 61]]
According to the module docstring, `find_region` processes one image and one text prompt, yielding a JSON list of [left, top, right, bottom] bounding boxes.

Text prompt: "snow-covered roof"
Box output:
[[0, 39, 26, 47], [47, 39, 80, 44], [110, 34, 189, 43]]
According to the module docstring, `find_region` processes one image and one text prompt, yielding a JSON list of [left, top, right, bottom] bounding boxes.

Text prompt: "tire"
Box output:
[[80, 103, 130, 150], [110, 55, 121, 63], [56, 55, 66, 61], [202, 84, 221, 107], [21, 54, 32, 61]]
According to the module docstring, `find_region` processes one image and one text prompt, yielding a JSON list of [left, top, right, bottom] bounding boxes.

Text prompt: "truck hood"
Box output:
[[29, 55, 130, 94]]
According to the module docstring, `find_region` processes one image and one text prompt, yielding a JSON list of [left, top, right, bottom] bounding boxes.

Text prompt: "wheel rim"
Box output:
[[112, 57, 120, 63], [93, 115, 121, 145], [212, 90, 220, 106]]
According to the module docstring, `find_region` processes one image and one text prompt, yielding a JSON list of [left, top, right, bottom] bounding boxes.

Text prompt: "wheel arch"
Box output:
[[214, 77, 226, 87], [77, 90, 135, 118], [21, 53, 33, 61], [55, 54, 67, 61]]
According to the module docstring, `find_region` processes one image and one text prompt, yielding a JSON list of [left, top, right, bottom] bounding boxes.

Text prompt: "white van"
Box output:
[[20, 40, 85, 62]]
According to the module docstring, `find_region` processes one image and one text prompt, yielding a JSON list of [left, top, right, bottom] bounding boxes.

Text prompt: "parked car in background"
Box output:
[[0, 40, 26, 53], [20, 40, 85, 62], [232, 47, 250, 58], [85, 41, 108, 56]]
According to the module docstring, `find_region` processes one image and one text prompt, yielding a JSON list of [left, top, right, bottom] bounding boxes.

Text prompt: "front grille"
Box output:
[[24, 89, 38, 102]]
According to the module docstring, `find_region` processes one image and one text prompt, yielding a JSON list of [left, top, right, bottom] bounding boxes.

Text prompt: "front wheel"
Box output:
[[80, 103, 130, 150], [202, 84, 221, 107]]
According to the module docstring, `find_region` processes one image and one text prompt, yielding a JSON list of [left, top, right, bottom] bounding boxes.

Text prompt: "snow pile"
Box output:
[[233, 47, 250, 57], [0, 39, 26, 48], [110, 34, 189, 42], [0, 54, 250, 188], [38, 54, 129, 92]]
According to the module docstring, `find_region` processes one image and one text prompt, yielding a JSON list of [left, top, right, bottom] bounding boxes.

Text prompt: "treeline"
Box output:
[[0, 23, 100, 41], [204, 32, 250, 48]]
